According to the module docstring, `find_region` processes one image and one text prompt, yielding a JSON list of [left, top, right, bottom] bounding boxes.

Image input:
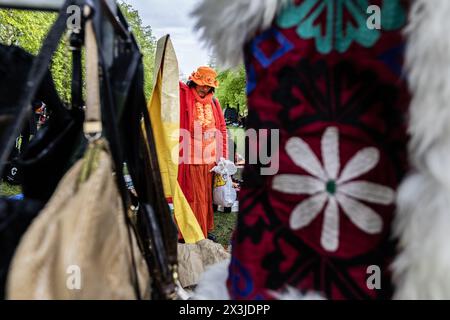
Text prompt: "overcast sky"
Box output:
[[123, 0, 211, 78]]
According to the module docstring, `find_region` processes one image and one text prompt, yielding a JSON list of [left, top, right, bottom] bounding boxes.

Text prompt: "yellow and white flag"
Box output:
[[145, 35, 204, 243]]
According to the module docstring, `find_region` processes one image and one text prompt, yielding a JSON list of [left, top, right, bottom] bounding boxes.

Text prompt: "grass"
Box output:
[[0, 181, 22, 197], [213, 211, 237, 248]]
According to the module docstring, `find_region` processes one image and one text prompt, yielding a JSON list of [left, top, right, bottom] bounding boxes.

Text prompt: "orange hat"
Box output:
[[189, 66, 219, 88]]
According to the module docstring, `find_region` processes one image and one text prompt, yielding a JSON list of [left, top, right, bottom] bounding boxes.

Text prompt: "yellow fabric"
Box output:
[[145, 35, 204, 243]]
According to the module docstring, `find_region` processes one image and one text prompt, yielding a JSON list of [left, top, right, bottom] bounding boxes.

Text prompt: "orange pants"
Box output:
[[187, 164, 214, 238]]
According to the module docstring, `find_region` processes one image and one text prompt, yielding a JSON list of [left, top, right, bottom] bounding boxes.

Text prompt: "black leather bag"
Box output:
[[109, 46, 178, 300], [19, 106, 85, 202], [0, 44, 85, 202]]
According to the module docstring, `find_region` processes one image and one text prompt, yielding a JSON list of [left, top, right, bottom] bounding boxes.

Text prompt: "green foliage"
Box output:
[[119, 1, 156, 99], [215, 66, 248, 116], [0, 9, 72, 102], [0, 181, 21, 197], [0, 3, 157, 102]]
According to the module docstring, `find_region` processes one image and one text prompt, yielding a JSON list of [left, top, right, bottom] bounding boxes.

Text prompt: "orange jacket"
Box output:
[[179, 82, 228, 161], [178, 81, 228, 202]]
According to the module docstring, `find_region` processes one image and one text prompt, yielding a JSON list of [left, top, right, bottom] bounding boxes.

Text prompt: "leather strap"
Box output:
[[84, 9, 102, 137], [87, 7, 144, 299], [70, 30, 83, 110]]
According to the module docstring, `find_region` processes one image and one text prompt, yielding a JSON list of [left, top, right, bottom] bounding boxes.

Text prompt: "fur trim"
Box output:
[[193, 259, 230, 300], [392, 174, 450, 299], [392, 0, 450, 299], [269, 288, 325, 300], [176, 283, 194, 300], [191, 0, 290, 68], [193, 259, 325, 300]]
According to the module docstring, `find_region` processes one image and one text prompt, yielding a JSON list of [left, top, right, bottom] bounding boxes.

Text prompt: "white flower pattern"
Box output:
[[272, 127, 394, 252]]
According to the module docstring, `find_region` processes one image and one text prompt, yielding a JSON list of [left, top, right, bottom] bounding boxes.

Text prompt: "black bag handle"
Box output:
[[84, 4, 144, 299], [117, 44, 178, 300]]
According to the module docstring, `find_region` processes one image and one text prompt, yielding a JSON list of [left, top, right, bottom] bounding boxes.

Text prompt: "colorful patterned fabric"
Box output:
[[277, 0, 406, 54], [228, 0, 410, 300]]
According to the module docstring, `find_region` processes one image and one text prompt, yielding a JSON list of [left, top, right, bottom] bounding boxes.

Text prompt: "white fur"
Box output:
[[193, 259, 324, 300], [176, 282, 194, 300], [392, 0, 450, 299], [191, 0, 290, 68], [269, 288, 325, 300], [192, 259, 231, 300]]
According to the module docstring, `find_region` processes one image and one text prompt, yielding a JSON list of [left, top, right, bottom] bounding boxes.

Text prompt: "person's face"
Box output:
[[195, 85, 212, 98]]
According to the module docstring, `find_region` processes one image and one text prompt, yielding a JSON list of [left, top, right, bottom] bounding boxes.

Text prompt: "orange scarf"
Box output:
[[190, 87, 215, 131]]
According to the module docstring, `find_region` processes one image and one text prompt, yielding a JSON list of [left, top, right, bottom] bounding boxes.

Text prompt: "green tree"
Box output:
[[216, 65, 248, 116], [119, 1, 156, 99], [0, 2, 157, 102], [0, 9, 72, 102]]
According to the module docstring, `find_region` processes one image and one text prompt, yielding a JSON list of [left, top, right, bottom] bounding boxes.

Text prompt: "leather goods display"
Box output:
[[1, 0, 179, 300]]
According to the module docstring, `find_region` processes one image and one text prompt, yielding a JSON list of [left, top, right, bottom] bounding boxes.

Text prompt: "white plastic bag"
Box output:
[[211, 158, 237, 208]]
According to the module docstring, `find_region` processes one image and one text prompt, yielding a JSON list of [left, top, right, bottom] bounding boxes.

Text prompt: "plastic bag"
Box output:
[[211, 158, 237, 208]]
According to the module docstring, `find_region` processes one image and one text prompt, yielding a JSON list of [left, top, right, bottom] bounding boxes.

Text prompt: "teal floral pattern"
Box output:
[[277, 0, 406, 54]]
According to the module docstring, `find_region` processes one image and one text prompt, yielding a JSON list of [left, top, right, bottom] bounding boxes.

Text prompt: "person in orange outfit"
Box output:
[[178, 66, 228, 241]]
